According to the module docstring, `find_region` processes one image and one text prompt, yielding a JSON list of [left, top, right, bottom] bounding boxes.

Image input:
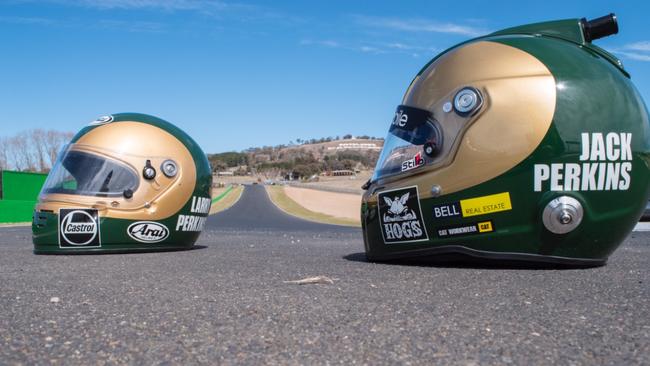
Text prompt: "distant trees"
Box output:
[[209, 135, 384, 180], [0, 130, 73, 172], [207, 152, 249, 174]]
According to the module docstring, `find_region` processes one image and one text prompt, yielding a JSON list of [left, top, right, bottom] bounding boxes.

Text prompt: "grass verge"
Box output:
[[266, 185, 360, 227], [210, 185, 244, 215]]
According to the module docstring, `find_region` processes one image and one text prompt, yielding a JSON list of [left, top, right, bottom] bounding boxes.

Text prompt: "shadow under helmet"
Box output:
[[33, 113, 212, 254], [361, 14, 650, 266]]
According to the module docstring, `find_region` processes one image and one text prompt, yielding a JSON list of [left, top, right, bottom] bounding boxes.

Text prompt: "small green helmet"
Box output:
[[32, 113, 212, 254], [361, 14, 650, 266]]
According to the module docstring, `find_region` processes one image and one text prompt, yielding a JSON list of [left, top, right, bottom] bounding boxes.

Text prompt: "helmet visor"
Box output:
[[42, 146, 139, 197], [372, 105, 442, 181]]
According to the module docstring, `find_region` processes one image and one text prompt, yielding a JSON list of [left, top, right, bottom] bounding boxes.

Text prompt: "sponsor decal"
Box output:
[[401, 152, 425, 172], [459, 192, 512, 218], [88, 115, 114, 126], [393, 108, 409, 127], [190, 196, 211, 214], [534, 132, 633, 192], [432, 201, 462, 219], [58, 209, 101, 248], [432, 193, 511, 220], [127, 221, 169, 243], [437, 220, 494, 238], [378, 186, 429, 244], [176, 196, 211, 232], [390, 105, 432, 131], [176, 215, 207, 232]]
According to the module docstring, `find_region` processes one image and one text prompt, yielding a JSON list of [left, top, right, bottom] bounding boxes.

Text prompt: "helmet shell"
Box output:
[[32, 113, 212, 254], [362, 18, 650, 266]]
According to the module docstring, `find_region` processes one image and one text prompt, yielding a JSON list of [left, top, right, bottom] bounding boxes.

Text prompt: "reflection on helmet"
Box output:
[[362, 14, 650, 266], [32, 113, 212, 254], [43, 148, 140, 197]]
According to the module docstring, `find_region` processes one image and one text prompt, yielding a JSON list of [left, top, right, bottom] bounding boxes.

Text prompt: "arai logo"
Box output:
[[127, 221, 169, 243], [59, 209, 101, 248]]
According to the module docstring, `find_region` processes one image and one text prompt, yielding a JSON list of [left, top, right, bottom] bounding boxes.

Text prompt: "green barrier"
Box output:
[[1, 171, 47, 201], [211, 185, 233, 204], [0, 200, 36, 223], [0, 170, 48, 223]]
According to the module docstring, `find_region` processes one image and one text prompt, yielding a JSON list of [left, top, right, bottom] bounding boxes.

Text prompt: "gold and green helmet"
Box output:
[[361, 14, 650, 266], [32, 113, 212, 254]]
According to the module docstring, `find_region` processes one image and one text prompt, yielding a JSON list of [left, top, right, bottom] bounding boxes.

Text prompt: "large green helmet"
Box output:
[[32, 113, 212, 254], [361, 14, 650, 266]]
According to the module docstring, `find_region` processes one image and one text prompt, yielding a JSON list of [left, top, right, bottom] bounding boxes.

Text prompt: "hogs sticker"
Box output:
[[127, 221, 169, 243], [534, 132, 633, 192], [378, 186, 429, 244], [58, 208, 101, 248]]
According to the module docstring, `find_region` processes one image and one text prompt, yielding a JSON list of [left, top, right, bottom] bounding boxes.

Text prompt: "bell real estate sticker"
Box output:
[[58, 208, 101, 248], [377, 186, 429, 244], [459, 192, 512, 218]]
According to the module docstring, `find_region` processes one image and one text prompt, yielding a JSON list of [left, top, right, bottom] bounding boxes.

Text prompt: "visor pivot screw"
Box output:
[[430, 185, 442, 197], [442, 102, 452, 113], [542, 196, 583, 234], [161, 160, 178, 178], [143, 160, 156, 180], [559, 211, 573, 225], [424, 142, 438, 157], [453, 87, 482, 116], [123, 189, 133, 199]]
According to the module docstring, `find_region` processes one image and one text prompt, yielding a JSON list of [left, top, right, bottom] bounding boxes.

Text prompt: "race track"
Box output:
[[206, 184, 356, 232], [0, 185, 648, 364]]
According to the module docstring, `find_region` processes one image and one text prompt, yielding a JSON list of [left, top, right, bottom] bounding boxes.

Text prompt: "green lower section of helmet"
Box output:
[[362, 160, 649, 266], [32, 211, 204, 254]]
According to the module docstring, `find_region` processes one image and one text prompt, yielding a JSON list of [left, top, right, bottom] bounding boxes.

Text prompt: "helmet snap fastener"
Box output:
[[453, 87, 482, 115], [143, 160, 156, 180], [543, 196, 583, 234]]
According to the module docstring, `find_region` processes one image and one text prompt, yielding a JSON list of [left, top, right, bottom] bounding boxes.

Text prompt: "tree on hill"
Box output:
[[207, 151, 248, 172]]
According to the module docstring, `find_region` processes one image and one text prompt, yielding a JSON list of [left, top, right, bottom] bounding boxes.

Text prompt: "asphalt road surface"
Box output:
[[0, 185, 648, 365]]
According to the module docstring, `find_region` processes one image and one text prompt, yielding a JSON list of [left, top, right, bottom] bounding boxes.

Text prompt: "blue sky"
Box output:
[[1, 0, 649, 153]]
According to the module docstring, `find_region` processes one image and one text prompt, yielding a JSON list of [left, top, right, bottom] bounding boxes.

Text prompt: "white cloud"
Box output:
[[301, 39, 438, 57], [300, 39, 341, 48], [0, 15, 56, 25], [621, 41, 650, 52], [97, 19, 166, 32], [355, 15, 488, 37], [15, 0, 227, 10], [612, 41, 650, 62], [615, 51, 650, 62]]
